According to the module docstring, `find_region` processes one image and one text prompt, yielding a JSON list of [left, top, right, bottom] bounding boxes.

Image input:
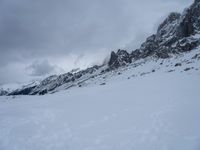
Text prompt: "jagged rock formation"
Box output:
[[130, 0, 200, 59], [111, 0, 200, 63], [3, 0, 200, 96], [177, 0, 200, 37], [108, 49, 132, 69]]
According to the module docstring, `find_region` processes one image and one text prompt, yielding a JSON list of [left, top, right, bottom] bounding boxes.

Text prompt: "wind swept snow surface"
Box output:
[[0, 67, 200, 150]]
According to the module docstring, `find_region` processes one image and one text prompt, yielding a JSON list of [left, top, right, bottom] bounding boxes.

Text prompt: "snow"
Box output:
[[193, 33, 200, 39], [0, 49, 200, 150]]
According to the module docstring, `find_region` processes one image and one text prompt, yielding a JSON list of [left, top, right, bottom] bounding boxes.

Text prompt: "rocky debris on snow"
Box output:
[[184, 67, 194, 71], [100, 83, 106, 86], [192, 53, 200, 60], [175, 63, 182, 67], [168, 69, 175, 73], [140, 72, 151, 76]]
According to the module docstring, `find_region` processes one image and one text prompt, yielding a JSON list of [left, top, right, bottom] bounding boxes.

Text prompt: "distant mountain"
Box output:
[[2, 0, 200, 96], [0, 88, 8, 96]]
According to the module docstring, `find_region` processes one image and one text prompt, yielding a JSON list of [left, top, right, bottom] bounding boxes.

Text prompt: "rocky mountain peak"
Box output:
[[176, 0, 200, 38], [130, 0, 200, 60], [157, 12, 181, 33], [108, 49, 132, 69]]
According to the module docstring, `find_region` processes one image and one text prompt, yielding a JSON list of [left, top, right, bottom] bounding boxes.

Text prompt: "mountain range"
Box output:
[[1, 0, 200, 96]]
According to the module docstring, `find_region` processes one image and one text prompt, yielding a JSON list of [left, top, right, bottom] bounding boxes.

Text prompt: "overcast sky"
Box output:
[[0, 0, 193, 84]]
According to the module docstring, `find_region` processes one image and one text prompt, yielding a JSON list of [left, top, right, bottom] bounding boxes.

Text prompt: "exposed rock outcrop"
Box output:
[[108, 49, 132, 69]]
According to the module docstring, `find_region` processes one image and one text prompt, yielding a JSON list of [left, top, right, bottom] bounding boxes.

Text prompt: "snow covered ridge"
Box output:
[[0, 50, 200, 150], [2, 0, 200, 96]]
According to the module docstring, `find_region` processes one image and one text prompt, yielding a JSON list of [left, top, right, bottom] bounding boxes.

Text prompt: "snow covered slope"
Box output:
[[0, 51, 200, 150], [0, 0, 200, 149]]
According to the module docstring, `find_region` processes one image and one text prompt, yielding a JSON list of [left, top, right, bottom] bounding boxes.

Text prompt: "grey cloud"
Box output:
[[0, 0, 193, 83], [27, 60, 56, 76]]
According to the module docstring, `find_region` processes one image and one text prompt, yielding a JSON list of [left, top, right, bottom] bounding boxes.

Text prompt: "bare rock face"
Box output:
[[131, 0, 200, 59], [157, 12, 181, 35], [108, 49, 132, 69], [177, 0, 200, 37], [139, 35, 159, 58]]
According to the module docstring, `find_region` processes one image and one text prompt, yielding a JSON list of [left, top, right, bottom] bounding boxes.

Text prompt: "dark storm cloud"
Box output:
[[0, 0, 193, 84]]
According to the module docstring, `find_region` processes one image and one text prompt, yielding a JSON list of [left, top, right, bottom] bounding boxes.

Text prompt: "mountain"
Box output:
[[130, 1, 200, 59], [0, 88, 8, 96], [0, 1, 200, 150], [1, 0, 200, 96]]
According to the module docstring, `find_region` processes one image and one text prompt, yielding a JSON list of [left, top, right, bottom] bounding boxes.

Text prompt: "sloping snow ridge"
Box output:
[[0, 0, 200, 149], [0, 47, 200, 150]]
